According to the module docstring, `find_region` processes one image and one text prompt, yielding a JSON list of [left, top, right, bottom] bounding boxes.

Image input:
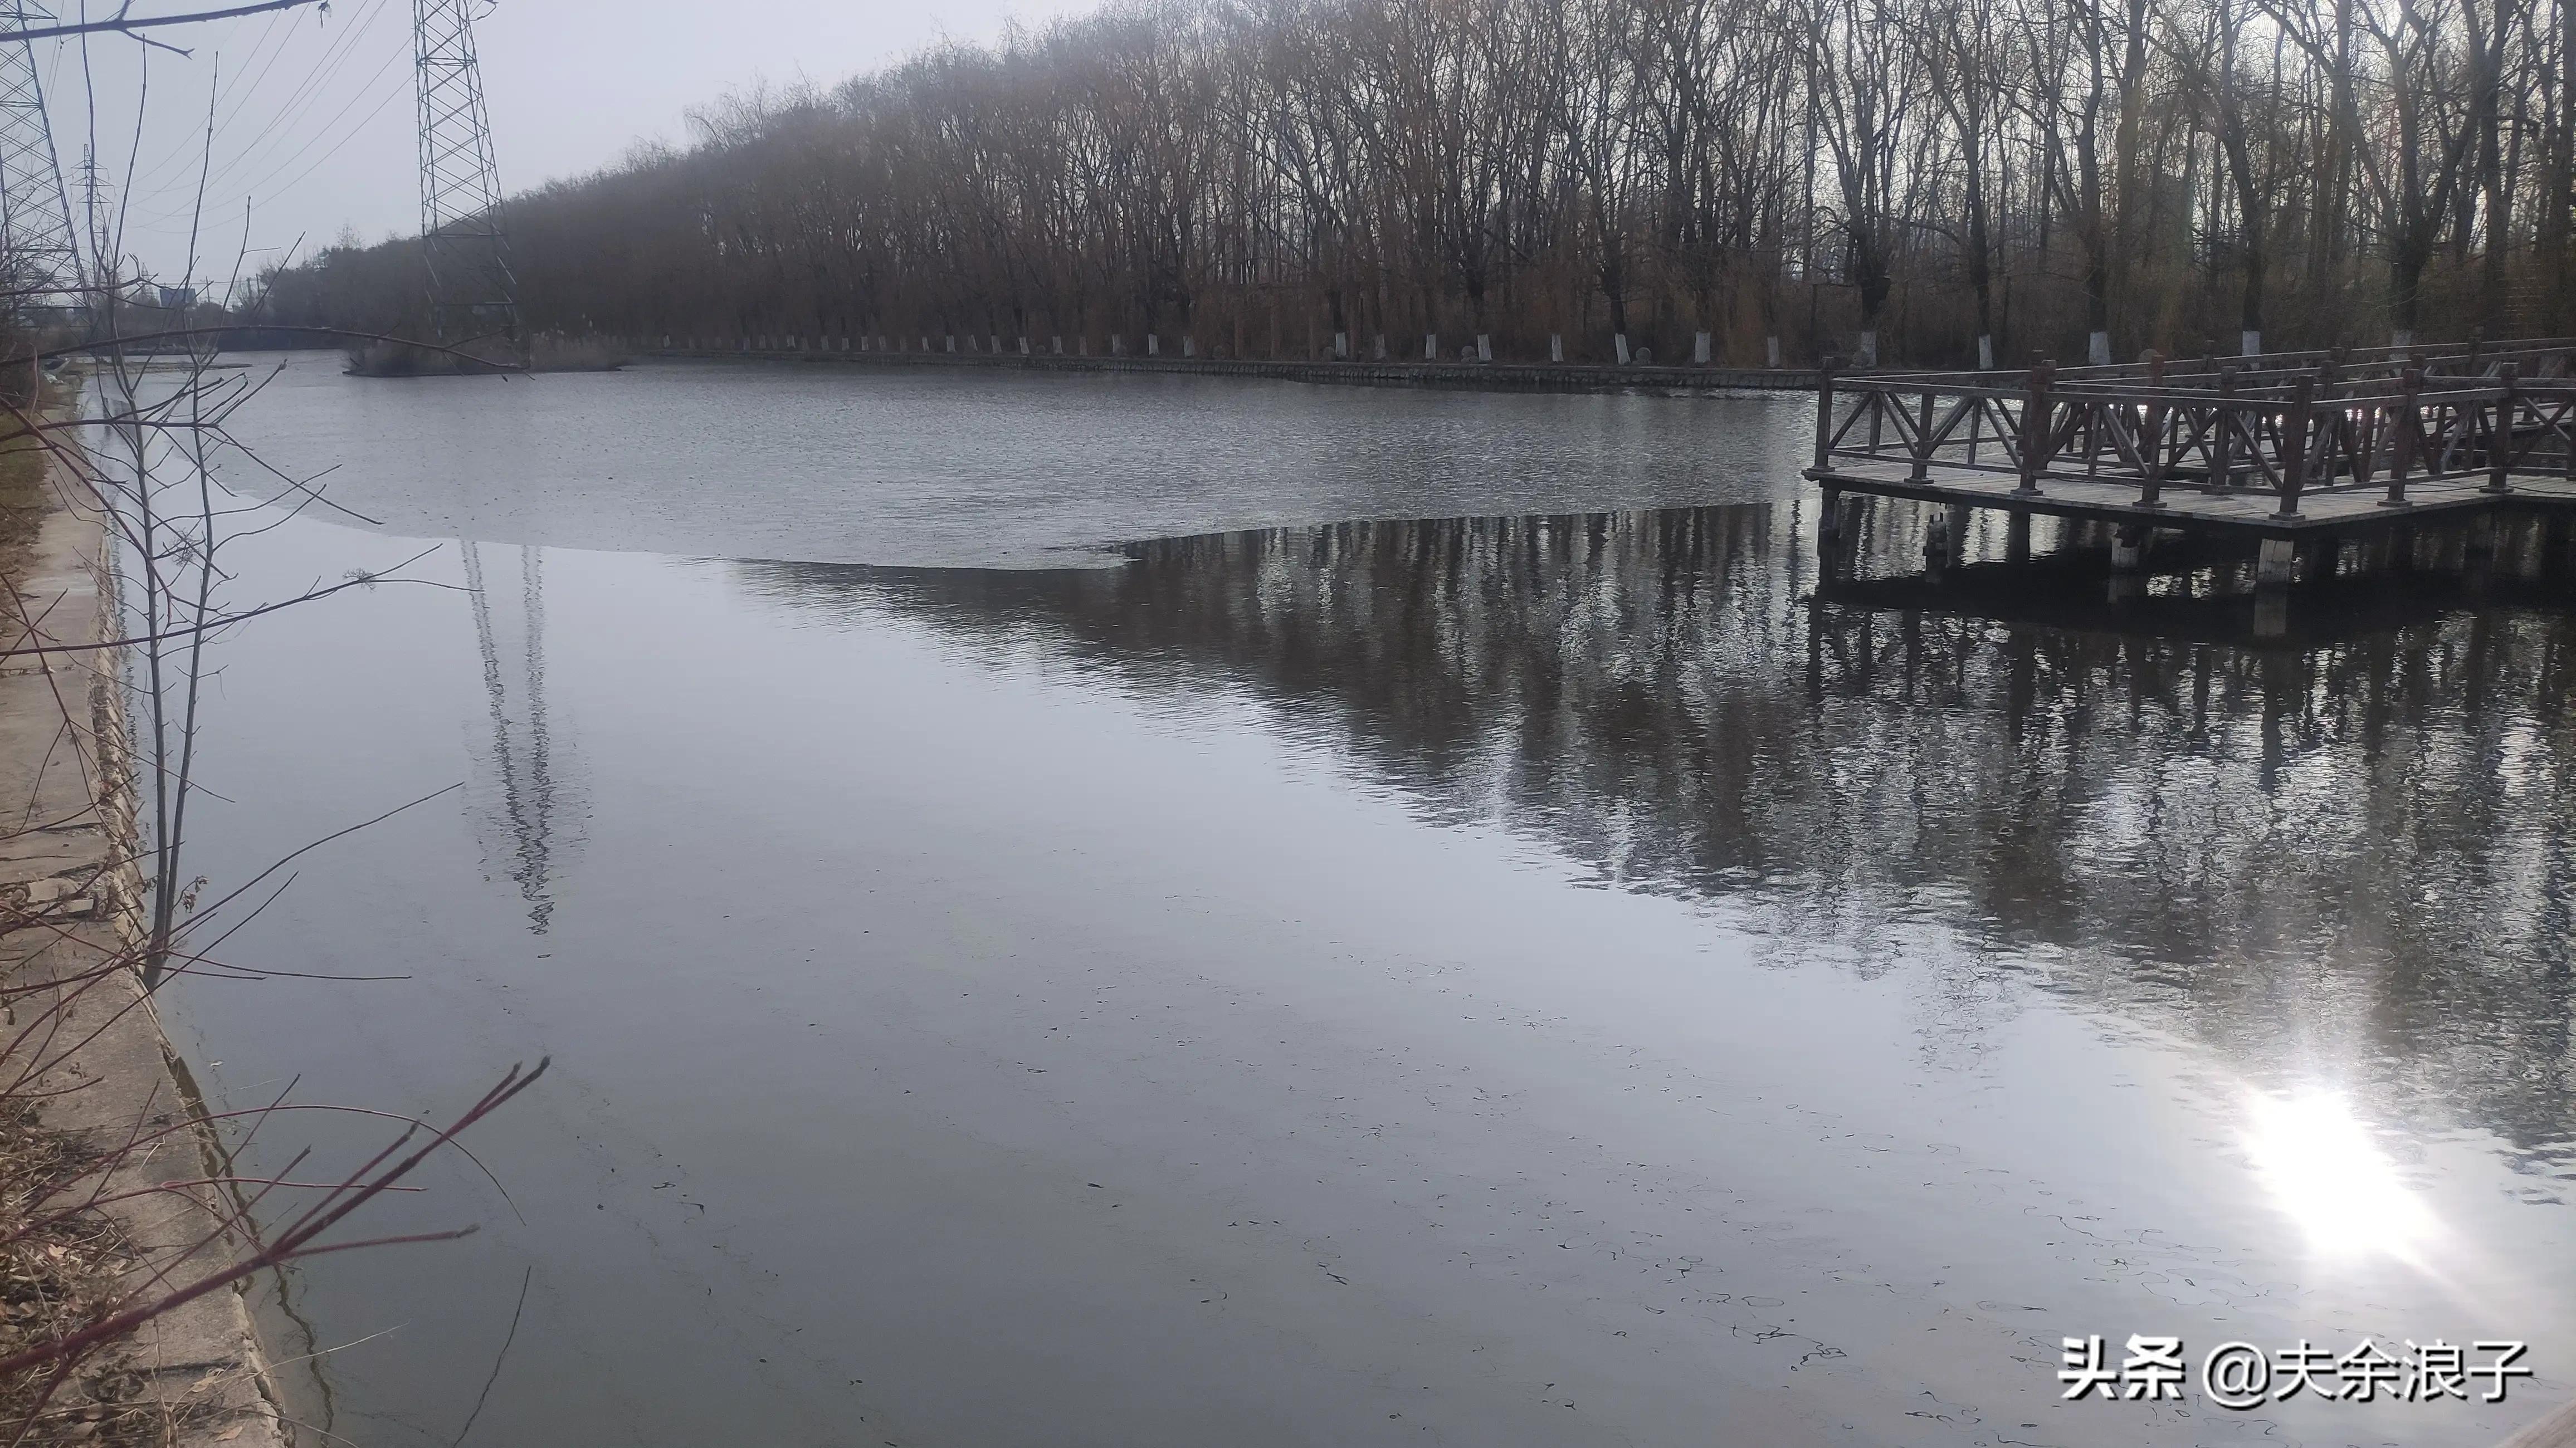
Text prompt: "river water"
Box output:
[[156, 353, 2575, 1446]]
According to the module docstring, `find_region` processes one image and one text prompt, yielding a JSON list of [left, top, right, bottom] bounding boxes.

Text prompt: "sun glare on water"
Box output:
[[2243, 1090, 2437, 1258]]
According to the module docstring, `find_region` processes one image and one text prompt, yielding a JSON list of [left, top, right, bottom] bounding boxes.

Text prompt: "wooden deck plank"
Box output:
[[1807, 457, 2570, 536]]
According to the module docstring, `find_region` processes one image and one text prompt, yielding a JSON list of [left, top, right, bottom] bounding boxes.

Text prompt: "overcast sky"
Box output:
[[45, 0, 1099, 286]]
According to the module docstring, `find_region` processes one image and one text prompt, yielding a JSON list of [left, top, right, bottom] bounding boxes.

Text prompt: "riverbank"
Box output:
[[0, 412, 286, 1448], [641, 340, 1821, 393]]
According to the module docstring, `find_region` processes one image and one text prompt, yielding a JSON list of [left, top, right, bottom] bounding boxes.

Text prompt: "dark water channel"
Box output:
[[162, 355, 2576, 1446]]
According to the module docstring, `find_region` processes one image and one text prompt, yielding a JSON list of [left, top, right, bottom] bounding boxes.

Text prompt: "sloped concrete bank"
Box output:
[[0, 423, 287, 1447]]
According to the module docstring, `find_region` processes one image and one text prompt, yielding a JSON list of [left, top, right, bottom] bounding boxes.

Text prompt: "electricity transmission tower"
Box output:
[[415, 0, 518, 349], [0, 2, 81, 317]]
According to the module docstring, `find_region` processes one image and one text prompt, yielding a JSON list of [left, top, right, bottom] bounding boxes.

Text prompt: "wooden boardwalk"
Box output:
[[1818, 454, 2576, 537], [1803, 339, 2576, 572]]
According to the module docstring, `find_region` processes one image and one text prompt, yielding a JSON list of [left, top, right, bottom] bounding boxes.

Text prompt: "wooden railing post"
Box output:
[[1812, 357, 1840, 471], [2276, 374, 2315, 519], [2382, 366, 2421, 507], [2138, 350, 2169, 508], [2014, 360, 2053, 497], [2486, 361, 2519, 494], [1909, 384, 1936, 482], [2213, 366, 2238, 491]]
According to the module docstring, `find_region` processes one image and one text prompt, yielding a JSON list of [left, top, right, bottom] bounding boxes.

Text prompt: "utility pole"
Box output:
[[416, 0, 518, 351], [0, 2, 81, 325]]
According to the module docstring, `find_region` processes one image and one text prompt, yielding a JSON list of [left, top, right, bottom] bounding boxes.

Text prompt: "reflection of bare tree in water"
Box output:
[[732, 506, 2576, 1167], [461, 541, 578, 933]]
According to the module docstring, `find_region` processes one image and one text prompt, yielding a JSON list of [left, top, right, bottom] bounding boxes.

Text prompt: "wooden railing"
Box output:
[[1811, 353, 2576, 517]]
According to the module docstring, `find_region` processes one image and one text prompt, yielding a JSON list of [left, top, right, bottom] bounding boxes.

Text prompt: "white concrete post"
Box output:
[[1549, 334, 1563, 363], [1182, 335, 1196, 358], [1974, 335, 1993, 370], [1693, 331, 1711, 365], [1372, 334, 1387, 360], [1019, 336, 1031, 355], [1111, 334, 1124, 355], [1146, 334, 1159, 356], [1767, 335, 1783, 369], [2241, 330, 2262, 357], [2390, 329, 2414, 351], [1424, 332, 1438, 360], [2257, 537, 2297, 585], [1858, 330, 1880, 368], [1333, 330, 1349, 359], [1476, 334, 1491, 362], [1614, 333, 1631, 365], [1051, 336, 1063, 355], [2087, 330, 2112, 366], [945, 335, 957, 353]]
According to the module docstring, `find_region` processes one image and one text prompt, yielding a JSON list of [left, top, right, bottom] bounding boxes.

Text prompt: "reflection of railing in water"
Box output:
[[729, 505, 2576, 1162]]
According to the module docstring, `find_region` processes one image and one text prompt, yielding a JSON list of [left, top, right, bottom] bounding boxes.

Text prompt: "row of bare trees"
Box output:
[[265, 0, 2576, 368]]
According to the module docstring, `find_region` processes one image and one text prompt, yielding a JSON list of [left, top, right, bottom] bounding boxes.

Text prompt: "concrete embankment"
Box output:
[[0, 418, 286, 1447], [643, 342, 1821, 394]]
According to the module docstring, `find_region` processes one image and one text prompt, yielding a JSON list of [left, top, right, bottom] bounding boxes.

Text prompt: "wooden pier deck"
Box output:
[[1818, 453, 2576, 536], [1803, 338, 2576, 571]]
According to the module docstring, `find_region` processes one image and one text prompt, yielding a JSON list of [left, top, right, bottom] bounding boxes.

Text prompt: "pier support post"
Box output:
[[2111, 524, 2146, 570], [2253, 588, 2289, 639], [2257, 537, 2297, 585], [1946, 504, 1972, 559], [1818, 487, 1843, 544], [2006, 510, 2031, 564]]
